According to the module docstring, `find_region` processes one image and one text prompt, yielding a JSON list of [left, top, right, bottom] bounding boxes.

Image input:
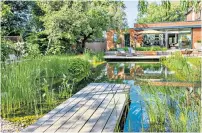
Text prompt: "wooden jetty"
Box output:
[[149, 81, 200, 87], [22, 83, 130, 132], [104, 55, 165, 60]]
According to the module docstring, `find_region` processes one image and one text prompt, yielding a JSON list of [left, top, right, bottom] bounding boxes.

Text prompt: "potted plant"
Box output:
[[116, 39, 121, 48]]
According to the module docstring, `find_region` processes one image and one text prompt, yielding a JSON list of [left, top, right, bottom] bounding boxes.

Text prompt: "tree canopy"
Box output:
[[137, 2, 185, 23], [137, 0, 201, 24], [37, 1, 127, 52], [1, 0, 127, 55]]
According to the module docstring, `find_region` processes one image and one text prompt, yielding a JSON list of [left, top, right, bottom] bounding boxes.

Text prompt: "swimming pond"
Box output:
[[95, 62, 201, 132]]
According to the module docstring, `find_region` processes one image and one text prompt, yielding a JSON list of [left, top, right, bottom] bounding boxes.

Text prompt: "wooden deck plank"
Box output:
[[22, 83, 130, 133], [79, 84, 120, 132], [90, 84, 126, 132], [33, 83, 104, 132], [102, 93, 127, 132], [46, 83, 110, 132], [67, 84, 119, 132], [22, 83, 98, 132]]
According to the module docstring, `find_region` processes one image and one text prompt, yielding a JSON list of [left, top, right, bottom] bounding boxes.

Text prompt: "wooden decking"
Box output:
[[22, 83, 130, 133], [149, 81, 200, 87], [104, 55, 166, 60]]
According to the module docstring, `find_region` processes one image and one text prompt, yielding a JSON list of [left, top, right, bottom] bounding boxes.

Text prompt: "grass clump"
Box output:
[[1, 55, 91, 125], [136, 46, 167, 51]]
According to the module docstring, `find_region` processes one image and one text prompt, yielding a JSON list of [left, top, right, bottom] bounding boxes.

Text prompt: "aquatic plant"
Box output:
[[139, 53, 201, 132], [1, 56, 91, 123]]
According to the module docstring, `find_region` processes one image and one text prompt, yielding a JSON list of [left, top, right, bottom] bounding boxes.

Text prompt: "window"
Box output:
[[178, 33, 191, 49]]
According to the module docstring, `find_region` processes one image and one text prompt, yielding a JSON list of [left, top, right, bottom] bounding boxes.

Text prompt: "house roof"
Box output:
[[134, 21, 201, 30]]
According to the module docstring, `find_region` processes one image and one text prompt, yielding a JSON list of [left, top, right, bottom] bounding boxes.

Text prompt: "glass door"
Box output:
[[124, 34, 130, 47], [178, 33, 191, 49]]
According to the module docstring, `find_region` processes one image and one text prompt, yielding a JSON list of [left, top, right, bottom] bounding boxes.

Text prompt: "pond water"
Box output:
[[96, 61, 201, 132]]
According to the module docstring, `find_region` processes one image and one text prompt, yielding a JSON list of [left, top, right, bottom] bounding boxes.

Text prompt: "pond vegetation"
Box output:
[[1, 54, 105, 126], [94, 52, 201, 132]]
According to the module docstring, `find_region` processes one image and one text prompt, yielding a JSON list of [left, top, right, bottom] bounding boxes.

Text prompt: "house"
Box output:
[[106, 7, 201, 50]]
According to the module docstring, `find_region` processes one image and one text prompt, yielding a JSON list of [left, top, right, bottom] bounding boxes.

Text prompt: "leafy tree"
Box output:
[[137, 0, 148, 15], [137, 2, 185, 23], [1, 1, 33, 36], [137, 0, 201, 23], [37, 1, 127, 53], [180, 0, 201, 13]]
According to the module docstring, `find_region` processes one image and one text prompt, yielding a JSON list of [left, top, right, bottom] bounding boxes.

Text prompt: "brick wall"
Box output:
[[106, 29, 136, 50], [106, 30, 115, 50], [192, 28, 202, 48]]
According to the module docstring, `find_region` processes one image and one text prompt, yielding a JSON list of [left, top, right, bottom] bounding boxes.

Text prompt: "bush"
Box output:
[[26, 43, 41, 58], [1, 39, 16, 62], [67, 58, 91, 82], [135, 46, 167, 51], [108, 48, 117, 51], [84, 48, 104, 63]]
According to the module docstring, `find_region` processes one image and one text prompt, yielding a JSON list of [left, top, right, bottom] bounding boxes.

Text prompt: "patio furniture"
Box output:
[[127, 47, 137, 56], [116, 49, 127, 56], [182, 49, 193, 56]]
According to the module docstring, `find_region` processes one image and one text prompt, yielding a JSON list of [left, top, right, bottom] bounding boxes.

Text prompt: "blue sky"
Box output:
[[123, 0, 161, 28], [123, 0, 138, 28]]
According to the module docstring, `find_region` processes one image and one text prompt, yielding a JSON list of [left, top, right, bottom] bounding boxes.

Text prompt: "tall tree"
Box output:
[[137, 0, 201, 23], [38, 0, 127, 53], [180, 0, 201, 13], [137, 2, 185, 23], [1, 1, 33, 36]]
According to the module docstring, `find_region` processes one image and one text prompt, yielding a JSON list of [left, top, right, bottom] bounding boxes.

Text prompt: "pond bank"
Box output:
[[0, 117, 23, 132]]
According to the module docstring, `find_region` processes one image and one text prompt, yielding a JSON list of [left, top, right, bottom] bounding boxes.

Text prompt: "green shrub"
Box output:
[[117, 47, 129, 51], [196, 40, 201, 43], [108, 48, 117, 51], [67, 58, 91, 82], [135, 46, 167, 51]]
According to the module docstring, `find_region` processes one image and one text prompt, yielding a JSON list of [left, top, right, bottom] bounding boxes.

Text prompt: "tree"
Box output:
[[1, 1, 33, 36], [37, 1, 127, 53], [137, 0, 148, 15], [137, 2, 185, 23], [137, 0, 201, 23], [180, 0, 201, 13]]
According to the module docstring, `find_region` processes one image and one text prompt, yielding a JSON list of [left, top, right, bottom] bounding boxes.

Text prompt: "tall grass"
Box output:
[[140, 84, 200, 132], [139, 52, 201, 132], [1, 56, 91, 121]]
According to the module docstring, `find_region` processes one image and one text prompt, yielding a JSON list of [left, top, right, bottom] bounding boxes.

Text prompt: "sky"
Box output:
[[123, 0, 138, 28], [123, 0, 162, 28]]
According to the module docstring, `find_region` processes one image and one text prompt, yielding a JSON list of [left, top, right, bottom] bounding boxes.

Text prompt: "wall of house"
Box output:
[[85, 42, 106, 51], [192, 28, 202, 48], [186, 11, 193, 21], [106, 29, 136, 50], [186, 10, 201, 21]]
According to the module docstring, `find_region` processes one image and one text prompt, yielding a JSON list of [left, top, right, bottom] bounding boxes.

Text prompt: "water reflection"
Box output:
[[98, 62, 201, 132], [106, 62, 173, 81]]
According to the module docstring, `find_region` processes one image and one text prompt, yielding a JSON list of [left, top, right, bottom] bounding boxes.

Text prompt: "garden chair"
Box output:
[[127, 47, 137, 56], [116, 49, 127, 56]]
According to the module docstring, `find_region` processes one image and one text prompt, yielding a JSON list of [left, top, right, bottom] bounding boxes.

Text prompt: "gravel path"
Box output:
[[1, 117, 24, 133]]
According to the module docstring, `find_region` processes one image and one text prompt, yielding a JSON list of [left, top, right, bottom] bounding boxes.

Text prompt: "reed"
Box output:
[[139, 53, 201, 132], [1, 55, 91, 125]]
